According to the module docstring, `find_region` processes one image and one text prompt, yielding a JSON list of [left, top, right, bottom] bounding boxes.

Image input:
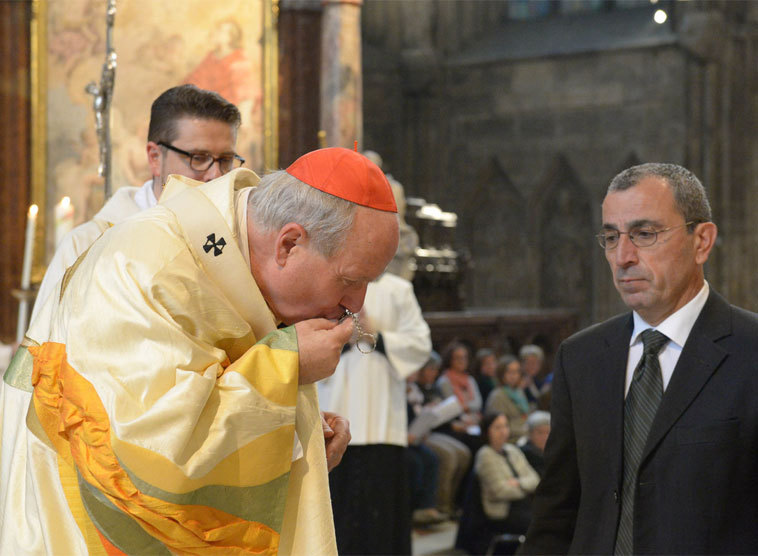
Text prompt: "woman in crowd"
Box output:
[[413, 352, 471, 517], [436, 341, 483, 454], [476, 413, 539, 531], [456, 413, 540, 555], [484, 355, 529, 441], [471, 347, 498, 406]]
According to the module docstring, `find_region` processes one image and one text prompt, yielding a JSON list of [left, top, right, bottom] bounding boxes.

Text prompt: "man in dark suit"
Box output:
[[520, 163, 758, 554]]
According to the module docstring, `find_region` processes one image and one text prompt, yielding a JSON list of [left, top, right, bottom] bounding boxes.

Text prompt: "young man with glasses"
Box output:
[[31, 84, 244, 325], [520, 163, 758, 555]]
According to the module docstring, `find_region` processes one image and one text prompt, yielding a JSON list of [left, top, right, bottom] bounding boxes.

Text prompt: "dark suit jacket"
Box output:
[[520, 290, 758, 554]]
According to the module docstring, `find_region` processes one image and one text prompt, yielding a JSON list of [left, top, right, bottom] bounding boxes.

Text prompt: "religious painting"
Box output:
[[35, 0, 275, 259]]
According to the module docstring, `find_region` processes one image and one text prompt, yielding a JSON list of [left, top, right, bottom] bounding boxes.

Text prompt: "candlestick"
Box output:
[[16, 204, 38, 343], [54, 196, 75, 247]]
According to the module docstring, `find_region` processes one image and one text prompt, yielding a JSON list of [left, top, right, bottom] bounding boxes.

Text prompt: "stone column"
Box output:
[[279, 0, 322, 166], [320, 0, 362, 149]]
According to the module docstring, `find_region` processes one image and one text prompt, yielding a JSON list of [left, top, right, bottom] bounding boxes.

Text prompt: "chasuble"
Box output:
[[1, 169, 336, 555]]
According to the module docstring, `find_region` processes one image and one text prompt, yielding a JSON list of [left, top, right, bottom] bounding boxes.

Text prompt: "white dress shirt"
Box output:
[[625, 281, 710, 395], [133, 178, 159, 210]]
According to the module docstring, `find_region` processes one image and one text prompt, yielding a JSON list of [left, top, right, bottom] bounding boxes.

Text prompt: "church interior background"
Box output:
[[2, 0, 758, 372]]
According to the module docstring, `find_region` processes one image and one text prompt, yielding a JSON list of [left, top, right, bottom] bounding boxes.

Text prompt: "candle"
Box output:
[[21, 204, 38, 289], [16, 204, 38, 343], [54, 196, 75, 247]]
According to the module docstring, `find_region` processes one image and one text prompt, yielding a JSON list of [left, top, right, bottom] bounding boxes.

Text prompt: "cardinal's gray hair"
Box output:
[[248, 170, 356, 258]]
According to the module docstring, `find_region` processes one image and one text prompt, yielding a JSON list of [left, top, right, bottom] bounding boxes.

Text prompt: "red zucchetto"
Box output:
[[286, 147, 397, 213]]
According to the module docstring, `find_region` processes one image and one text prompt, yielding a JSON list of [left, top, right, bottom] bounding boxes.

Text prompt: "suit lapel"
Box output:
[[601, 315, 633, 486], [642, 291, 731, 461]]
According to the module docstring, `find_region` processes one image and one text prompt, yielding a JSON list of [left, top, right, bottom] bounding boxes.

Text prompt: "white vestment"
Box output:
[[2, 171, 335, 555], [318, 272, 431, 446], [31, 180, 158, 325]]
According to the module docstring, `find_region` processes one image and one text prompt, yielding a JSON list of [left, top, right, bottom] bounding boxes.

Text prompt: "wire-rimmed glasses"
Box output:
[[596, 222, 695, 249]]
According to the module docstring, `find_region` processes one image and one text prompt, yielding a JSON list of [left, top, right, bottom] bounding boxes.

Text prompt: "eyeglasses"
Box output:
[[158, 141, 244, 173], [596, 222, 695, 249]]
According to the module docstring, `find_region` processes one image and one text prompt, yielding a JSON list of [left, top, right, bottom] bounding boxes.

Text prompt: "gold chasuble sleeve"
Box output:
[[18, 170, 337, 555]]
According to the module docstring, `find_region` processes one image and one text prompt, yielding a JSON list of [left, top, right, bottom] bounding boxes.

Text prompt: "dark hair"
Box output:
[[480, 412, 507, 444], [607, 163, 712, 230], [495, 354, 519, 385], [147, 84, 241, 144], [471, 348, 496, 379], [441, 341, 470, 373]]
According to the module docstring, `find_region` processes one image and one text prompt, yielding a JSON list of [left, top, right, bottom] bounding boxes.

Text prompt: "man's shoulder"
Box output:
[[699, 289, 758, 340], [50, 190, 156, 274], [75, 206, 190, 285], [99, 206, 183, 253], [60, 187, 143, 247], [727, 302, 758, 329], [92, 185, 142, 223], [65, 218, 111, 247], [722, 301, 758, 349], [47, 218, 111, 273], [562, 312, 630, 349]]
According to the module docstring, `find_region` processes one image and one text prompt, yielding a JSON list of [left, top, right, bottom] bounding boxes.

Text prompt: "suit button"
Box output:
[[613, 490, 619, 503]]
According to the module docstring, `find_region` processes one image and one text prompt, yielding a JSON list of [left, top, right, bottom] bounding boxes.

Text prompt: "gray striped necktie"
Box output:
[[614, 329, 669, 555]]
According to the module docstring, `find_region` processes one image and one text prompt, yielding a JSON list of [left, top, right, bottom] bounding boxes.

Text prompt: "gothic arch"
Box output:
[[462, 156, 528, 307], [532, 155, 594, 315]]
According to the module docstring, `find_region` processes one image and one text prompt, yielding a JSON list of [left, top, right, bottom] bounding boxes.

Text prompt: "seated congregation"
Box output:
[[407, 341, 552, 555]]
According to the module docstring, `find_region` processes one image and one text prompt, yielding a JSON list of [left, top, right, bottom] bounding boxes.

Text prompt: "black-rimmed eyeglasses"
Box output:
[[596, 222, 695, 250], [158, 141, 244, 173]]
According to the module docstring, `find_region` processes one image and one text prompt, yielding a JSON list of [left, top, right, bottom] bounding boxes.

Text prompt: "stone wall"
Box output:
[[362, 1, 758, 326]]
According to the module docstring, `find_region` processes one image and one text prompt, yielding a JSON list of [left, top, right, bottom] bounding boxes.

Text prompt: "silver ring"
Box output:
[[356, 332, 377, 354], [341, 309, 377, 354]]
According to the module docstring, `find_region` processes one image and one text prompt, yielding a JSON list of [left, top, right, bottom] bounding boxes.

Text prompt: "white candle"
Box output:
[[54, 196, 74, 247], [21, 204, 38, 289], [17, 204, 38, 343]]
